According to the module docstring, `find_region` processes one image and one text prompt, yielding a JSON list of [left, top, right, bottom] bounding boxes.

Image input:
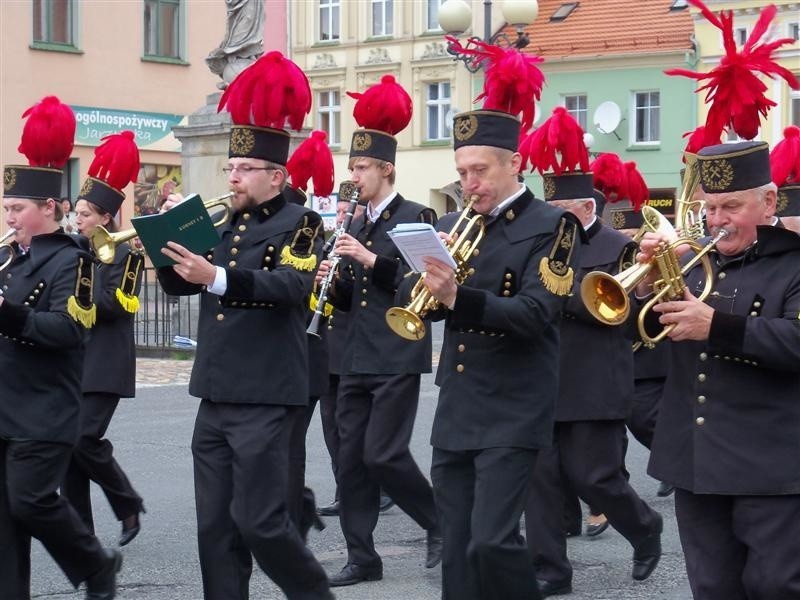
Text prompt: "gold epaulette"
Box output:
[[281, 214, 322, 272], [67, 256, 96, 328], [539, 217, 578, 297], [115, 252, 144, 313]]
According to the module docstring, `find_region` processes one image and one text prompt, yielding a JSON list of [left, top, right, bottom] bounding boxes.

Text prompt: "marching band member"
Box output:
[[317, 75, 441, 587], [63, 131, 146, 548], [1, 96, 121, 600], [156, 53, 333, 600]]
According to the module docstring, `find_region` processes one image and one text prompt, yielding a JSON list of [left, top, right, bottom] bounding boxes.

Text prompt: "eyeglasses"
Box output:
[[222, 165, 276, 175]]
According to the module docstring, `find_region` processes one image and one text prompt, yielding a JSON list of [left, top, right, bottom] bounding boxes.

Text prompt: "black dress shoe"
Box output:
[[632, 513, 663, 581], [85, 548, 122, 600], [536, 578, 572, 597], [119, 512, 141, 547], [379, 494, 394, 513], [586, 516, 609, 538], [329, 563, 383, 587], [425, 527, 443, 568], [656, 481, 675, 497], [317, 500, 340, 517]]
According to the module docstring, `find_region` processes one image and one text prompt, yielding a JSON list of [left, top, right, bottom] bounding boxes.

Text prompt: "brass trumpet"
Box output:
[[385, 195, 485, 341], [0, 229, 17, 272], [581, 205, 728, 347], [675, 152, 705, 240], [90, 192, 234, 264]]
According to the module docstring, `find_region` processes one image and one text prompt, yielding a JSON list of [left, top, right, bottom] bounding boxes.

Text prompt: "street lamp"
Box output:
[[439, 0, 539, 72]]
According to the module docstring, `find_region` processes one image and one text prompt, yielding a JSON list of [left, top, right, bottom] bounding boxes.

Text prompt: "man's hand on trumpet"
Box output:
[[161, 241, 216, 286], [651, 289, 714, 342], [422, 257, 457, 310]]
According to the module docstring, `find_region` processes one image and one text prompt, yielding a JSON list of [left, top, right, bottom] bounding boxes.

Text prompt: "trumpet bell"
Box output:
[[579, 260, 653, 326], [385, 306, 426, 341]]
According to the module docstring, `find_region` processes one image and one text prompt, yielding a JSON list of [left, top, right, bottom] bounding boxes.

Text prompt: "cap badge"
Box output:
[[80, 178, 94, 196], [777, 190, 789, 214], [454, 115, 478, 142], [611, 210, 626, 230], [352, 132, 372, 151], [230, 128, 256, 156], [543, 176, 556, 200], [700, 158, 734, 192], [3, 168, 16, 192]]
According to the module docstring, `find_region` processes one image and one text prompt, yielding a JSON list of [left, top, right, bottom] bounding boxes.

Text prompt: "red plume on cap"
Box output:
[[519, 107, 589, 175], [591, 153, 628, 203], [88, 131, 140, 191], [218, 51, 312, 131], [624, 161, 649, 212], [770, 126, 800, 187], [346, 75, 412, 136], [18, 96, 76, 168], [665, 1, 799, 141], [445, 36, 544, 131], [286, 130, 335, 197], [682, 126, 721, 159]]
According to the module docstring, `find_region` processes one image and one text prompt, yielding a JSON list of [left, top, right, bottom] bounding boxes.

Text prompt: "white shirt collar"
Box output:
[[367, 191, 398, 223], [488, 184, 526, 218]]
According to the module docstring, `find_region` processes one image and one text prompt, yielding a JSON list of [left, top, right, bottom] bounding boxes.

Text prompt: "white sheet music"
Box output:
[[387, 223, 457, 273]]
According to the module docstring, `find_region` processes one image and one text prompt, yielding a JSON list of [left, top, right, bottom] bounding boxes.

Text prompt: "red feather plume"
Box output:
[[682, 126, 721, 159], [88, 131, 140, 191], [624, 161, 649, 212], [665, 1, 799, 141], [591, 153, 628, 203], [286, 130, 335, 197], [18, 96, 76, 168], [770, 126, 800, 187], [519, 107, 589, 175], [445, 36, 545, 131], [218, 51, 311, 131], [346, 75, 412, 135]]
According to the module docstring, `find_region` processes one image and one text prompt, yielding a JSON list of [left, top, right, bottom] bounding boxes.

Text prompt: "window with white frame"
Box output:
[[632, 91, 660, 144], [789, 22, 799, 42], [734, 26, 747, 45], [426, 0, 445, 32], [563, 94, 588, 130], [426, 82, 451, 141], [144, 0, 182, 59], [372, 0, 393, 37], [33, 0, 76, 46], [318, 91, 341, 146], [791, 88, 800, 126], [319, 0, 340, 42]]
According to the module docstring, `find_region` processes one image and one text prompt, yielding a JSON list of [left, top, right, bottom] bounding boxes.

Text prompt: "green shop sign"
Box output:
[[71, 106, 186, 151]]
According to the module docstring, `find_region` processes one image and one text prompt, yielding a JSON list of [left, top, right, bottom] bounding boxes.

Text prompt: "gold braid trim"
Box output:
[[538, 257, 574, 296], [280, 245, 318, 272], [309, 292, 334, 317], [113, 252, 143, 313], [538, 217, 577, 297], [67, 256, 96, 328], [115, 288, 140, 313]]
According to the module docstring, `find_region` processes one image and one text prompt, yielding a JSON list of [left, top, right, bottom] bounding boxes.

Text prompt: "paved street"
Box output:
[[31, 350, 693, 599]]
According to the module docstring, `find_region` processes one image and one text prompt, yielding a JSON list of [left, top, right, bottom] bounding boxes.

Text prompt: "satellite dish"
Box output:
[[583, 132, 595, 149], [594, 101, 622, 135]]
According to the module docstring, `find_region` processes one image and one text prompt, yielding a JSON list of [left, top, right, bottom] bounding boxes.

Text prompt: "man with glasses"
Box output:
[[156, 55, 333, 598], [638, 141, 800, 600]]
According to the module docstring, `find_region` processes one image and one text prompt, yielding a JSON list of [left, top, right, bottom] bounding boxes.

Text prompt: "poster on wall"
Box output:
[[135, 164, 183, 217], [312, 192, 338, 232]]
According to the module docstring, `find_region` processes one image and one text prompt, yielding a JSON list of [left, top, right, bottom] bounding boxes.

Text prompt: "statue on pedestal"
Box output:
[[206, 0, 265, 89]]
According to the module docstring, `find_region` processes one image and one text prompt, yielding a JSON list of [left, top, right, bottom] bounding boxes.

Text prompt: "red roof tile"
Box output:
[[502, 0, 695, 59]]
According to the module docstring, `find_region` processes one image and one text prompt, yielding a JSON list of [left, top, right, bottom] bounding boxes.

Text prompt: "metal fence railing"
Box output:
[[134, 267, 200, 351]]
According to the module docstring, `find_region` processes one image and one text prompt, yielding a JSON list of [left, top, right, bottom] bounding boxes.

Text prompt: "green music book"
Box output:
[[131, 193, 221, 268]]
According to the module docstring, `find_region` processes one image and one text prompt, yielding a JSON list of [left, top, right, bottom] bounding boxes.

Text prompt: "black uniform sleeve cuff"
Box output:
[[451, 286, 485, 324], [708, 311, 747, 354], [223, 268, 255, 301], [0, 300, 31, 338], [371, 255, 400, 290]]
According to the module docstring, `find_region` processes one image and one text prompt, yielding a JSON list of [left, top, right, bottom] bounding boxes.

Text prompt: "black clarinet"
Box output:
[[307, 186, 360, 338]]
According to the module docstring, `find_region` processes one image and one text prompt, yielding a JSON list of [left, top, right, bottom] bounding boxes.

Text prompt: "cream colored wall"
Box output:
[[1, 0, 222, 229], [690, 2, 799, 145], [290, 0, 479, 213]]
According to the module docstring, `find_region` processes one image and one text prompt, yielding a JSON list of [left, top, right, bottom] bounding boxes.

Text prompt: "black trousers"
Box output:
[[675, 489, 800, 600], [191, 400, 330, 600], [0, 439, 107, 593], [287, 399, 318, 532], [62, 392, 143, 532], [432, 446, 541, 600], [318, 374, 341, 499], [526, 420, 660, 583], [626, 378, 664, 450], [336, 373, 437, 566]]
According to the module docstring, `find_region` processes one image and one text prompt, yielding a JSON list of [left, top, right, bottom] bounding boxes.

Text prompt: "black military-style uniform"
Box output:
[[63, 241, 145, 532], [628, 340, 671, 449], [648, 225, 800, 600], [525, 220, 661, 585], [0, 231, 109, 598], [420, 189, 583, 600], [328, 193, 439, 568], [157, 192, 331, 600]]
